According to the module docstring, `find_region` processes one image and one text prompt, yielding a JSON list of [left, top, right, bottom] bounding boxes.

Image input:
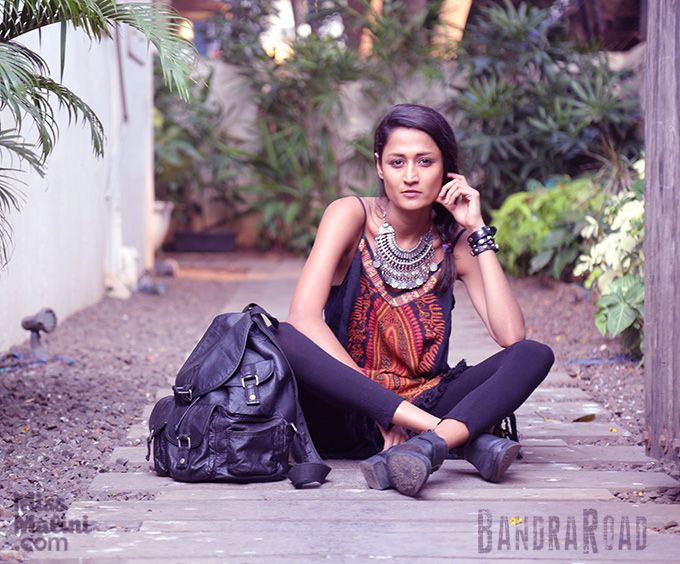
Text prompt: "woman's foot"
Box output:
[[359, 452, 391, 490], [384, 431, 449, 497], [460, 433, 521, 483]]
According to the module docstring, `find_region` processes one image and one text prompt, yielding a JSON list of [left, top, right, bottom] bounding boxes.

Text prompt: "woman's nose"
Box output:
[[404, 162, 419, 183]]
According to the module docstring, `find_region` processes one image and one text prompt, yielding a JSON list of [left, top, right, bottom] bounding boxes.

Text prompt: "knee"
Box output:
[[509, 339, 555, 377], [272, 321, 297, 352]]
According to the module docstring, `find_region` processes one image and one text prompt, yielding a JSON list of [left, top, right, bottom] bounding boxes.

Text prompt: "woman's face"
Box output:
[[375, 127, 444, 210]]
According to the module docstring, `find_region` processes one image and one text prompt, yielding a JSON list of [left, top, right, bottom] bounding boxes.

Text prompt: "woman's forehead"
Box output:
[[383, 127, 439, 154]]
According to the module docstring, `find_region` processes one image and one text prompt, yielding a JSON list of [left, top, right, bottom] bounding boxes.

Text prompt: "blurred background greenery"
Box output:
[[153, 0, 645, 356]]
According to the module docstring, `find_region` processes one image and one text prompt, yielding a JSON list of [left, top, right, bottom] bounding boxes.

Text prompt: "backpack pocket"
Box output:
[[147, 395, 175, 476], [226, 418, 294, 479]]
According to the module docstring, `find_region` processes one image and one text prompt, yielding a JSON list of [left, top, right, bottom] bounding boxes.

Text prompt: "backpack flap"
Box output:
[[222, 359, 279, 416], [174, 312, 253, 400], [162, 394, 225, 480]]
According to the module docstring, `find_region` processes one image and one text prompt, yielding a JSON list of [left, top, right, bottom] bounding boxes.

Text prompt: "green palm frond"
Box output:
[[0, 0, 196, 267], [0, 43, 49, 131], [99, 2, 196, 100], [0, 130, 37, 266], [35, 75, 105, 156], [0, 0, 196, 98], [0, 129, 46, 174], [0, 45, 104, 159]]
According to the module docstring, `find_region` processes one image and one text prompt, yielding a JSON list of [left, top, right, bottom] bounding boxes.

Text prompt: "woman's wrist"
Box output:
[[466, 221, 486, 232], [467, 225, 499, 257]]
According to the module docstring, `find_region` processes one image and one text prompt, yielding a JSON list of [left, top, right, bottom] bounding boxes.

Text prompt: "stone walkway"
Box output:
[[33, 254, 680, 562]]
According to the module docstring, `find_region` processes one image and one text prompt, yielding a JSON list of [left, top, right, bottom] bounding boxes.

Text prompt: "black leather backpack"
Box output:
[[146, 304, 331, 487]]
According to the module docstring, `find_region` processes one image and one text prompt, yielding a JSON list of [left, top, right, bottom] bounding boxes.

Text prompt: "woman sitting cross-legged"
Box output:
[[273, 103, 555, 497]]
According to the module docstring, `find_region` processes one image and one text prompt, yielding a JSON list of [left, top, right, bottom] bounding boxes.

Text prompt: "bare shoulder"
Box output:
[[316, 196, 366, 251], [323, 196, 366, 221], [453, 227, 474, 279]]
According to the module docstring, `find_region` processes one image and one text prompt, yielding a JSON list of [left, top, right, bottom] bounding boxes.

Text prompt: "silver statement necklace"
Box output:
[[373, 205, 438, 290]]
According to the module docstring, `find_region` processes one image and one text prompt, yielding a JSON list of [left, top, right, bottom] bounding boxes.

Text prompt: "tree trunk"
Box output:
[[643, 0, 680, 463], [290, 0, 305, 31], [343, 0, 368, 50]]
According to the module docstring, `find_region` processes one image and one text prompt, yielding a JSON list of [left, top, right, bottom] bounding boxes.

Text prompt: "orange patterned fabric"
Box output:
[[342, 238, 453, 401]]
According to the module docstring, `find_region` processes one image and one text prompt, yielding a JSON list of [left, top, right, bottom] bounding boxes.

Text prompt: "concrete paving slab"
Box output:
[[543, 371, 579, 387], [153, 486, 617, 503], [28, 525, 679, 561], [519, 445, 658, 465], [67, 499, 680, 529], [517, 421, 634, 439], [526, 387, 594, 402], [88, 466, 678, 497]]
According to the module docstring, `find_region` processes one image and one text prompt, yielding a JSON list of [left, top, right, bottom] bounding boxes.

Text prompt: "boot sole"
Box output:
[[484, 442, 521, 483], [386, 452, 431, 497], [359, 454, 391, 490]]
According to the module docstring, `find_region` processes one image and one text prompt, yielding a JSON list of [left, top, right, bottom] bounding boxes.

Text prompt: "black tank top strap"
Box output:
[[354, 196, 368, 237], [452, 226, 466, 246]]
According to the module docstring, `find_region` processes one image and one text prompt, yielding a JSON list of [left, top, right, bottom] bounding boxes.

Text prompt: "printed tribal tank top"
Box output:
[[324, 197, 465, 401]]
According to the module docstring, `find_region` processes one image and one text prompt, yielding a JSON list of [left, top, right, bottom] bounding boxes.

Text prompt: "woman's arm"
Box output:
[[454, 232, 526, 347], [286, 197, 367, 372], [438, 173, 526, 347]]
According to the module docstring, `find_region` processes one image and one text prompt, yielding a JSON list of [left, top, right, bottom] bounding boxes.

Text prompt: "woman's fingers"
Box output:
[[379, 426, 408, 451]]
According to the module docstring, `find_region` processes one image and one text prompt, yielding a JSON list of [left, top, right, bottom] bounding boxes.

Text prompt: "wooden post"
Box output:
[[643, 0, 680, 463]]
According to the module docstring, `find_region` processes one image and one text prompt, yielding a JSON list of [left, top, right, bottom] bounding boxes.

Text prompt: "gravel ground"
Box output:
[[0, 260, 237, 558], [0, 256, 677, 557]]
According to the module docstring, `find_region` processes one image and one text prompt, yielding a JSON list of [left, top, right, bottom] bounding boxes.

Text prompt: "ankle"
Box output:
[[432, 418, 470, 449]]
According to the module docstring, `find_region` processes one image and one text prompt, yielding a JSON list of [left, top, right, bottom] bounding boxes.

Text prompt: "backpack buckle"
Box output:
[[176, 435, 191, 469], [172, 385, 193, 404], [241, 374, 260, 406]]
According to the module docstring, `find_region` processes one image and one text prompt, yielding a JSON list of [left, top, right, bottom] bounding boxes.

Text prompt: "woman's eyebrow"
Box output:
[[385, 151, 437, 157]]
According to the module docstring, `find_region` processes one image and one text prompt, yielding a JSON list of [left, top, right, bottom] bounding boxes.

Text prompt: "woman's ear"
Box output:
[[374, 152, 384, 179]]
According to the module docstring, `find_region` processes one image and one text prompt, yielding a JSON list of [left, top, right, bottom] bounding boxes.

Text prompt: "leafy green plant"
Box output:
[[574, 165, 644, 355], [0, 0, 196, 266], [491, 177, 604, 279], [244, 121, 356, 253], [594, 274, 644, 355], [452, 0, 642, 211], [236, 33, 369, 252], [202, 1, 453, 252], [153, 60, 245, 230], [349, 0, 449, 92]]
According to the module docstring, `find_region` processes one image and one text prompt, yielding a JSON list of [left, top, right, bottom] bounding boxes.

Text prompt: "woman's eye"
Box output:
[[419, 158, 433, 166], [389, 159, 403, 167]]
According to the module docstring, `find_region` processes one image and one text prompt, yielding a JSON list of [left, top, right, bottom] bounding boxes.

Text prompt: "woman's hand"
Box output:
[[377, 424, 408, 451], [436, 173, 485, 232]]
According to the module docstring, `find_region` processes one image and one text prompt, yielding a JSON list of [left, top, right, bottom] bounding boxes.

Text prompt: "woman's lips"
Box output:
[[402, 190, 421, 198]]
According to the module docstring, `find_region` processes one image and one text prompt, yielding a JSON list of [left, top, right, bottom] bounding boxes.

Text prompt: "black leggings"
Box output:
[[273, 322, 554, 455]]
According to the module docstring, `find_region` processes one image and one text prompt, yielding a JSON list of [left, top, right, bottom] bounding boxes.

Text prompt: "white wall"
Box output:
[[0, 27, 153, 351]]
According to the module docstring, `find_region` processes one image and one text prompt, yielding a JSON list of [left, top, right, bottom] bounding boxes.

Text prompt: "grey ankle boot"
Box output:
[[455, 433, 521, 483], [384, 431, 449, 497], [359, 451, 391, 490]]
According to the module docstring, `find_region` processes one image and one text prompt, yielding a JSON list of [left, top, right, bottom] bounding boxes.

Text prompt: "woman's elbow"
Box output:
[[286, 310, 322, 332], [498, 328, 527, 348]]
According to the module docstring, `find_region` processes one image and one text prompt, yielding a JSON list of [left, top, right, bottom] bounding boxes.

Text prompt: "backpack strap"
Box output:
[[288, 461, 332, 488], [243, 303, 280, 328], [248, 306, 332, 487], [286, 399, 331, 487]]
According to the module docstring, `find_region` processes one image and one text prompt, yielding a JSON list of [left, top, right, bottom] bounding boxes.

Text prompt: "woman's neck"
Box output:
[[382, 199, 434, 248]]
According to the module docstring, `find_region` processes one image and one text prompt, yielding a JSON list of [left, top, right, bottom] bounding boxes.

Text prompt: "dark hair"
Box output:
[[373, 103, 461, 292]]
